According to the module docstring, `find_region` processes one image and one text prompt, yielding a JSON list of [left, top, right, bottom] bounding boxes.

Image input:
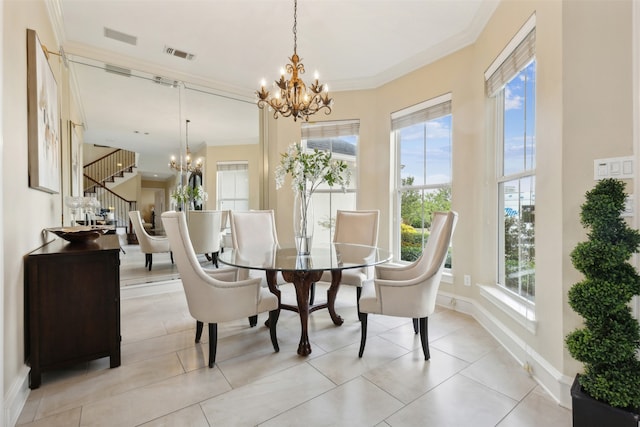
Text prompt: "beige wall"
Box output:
[[82, 143, 116, 165], [264, 0, 636, 404], [0, 0, 5, 422], [561, 0, 635, 374], [2, 0, 82, 420], [110, 173, 141, 203]]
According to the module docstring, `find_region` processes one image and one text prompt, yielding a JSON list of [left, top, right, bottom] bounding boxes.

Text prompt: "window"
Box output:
[[392, 94, 452, 263], [301, 120, 359, 248], [216, 162, 249, 211], [486, 16, 536, 302]]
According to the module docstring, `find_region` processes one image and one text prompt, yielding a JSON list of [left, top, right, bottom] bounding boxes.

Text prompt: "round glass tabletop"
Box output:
[[219, 243, 391, 272]]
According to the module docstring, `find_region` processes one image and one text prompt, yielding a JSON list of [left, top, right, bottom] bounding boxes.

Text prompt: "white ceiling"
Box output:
[[52, 0, 499, 179]]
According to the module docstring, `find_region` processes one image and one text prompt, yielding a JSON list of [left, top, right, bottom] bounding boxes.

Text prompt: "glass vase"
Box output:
[[293, 189, 314, 255]]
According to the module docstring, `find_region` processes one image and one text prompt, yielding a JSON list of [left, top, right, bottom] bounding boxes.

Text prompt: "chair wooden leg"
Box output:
[[413, 318, 419, 334], [268, 309, 280, 352], [356, 287, 363, 318], [208, 323, 218, 368], [146, 253, 153, 271], [144, 253, 149, 268], [309, 282, 316, 305], [419, 317, 430, 360], [248, 315, 258, 327], [195, 320, 203, 342], [170, 251, 174, 264], [358, 312, 368, 357], [212, 251, 219, 268]]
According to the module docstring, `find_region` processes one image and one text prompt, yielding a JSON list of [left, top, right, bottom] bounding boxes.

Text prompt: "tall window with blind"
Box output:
[[392, 94, 452, 263], [485, 15, 536, 303], [216, 162, 249, 211], [301, 120, 359, 248]]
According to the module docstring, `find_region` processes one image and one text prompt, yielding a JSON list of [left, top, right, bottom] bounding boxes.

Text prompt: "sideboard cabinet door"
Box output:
[[24, 234, 121, 389]]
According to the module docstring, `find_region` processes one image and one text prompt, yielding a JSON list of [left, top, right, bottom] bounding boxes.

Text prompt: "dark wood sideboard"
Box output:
[[24, 234, 121, 389]]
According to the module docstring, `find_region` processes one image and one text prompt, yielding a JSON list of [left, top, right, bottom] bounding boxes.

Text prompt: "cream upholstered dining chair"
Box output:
[[229, 210, 280, 281], [229, 210, 285, 326], [314, 210, 379, 309], [186, 210, 222, 267], [128, 210, 173, 271], [358, 211, 458, 360], [219, 210, 231, 253], [161, 211, 279, 367]]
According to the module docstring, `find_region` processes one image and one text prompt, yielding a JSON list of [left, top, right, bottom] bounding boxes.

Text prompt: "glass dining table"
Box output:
[[218, 243, 392, 356]]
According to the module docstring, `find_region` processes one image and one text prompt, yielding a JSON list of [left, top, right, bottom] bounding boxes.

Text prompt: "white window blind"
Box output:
[[391, 99, 451, 131], [485, 15, 536, 97], [301, 120, 360, 139], [217, 162, 248, 172]]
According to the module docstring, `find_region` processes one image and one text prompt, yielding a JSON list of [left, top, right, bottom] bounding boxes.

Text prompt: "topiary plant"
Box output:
[[567, 178, 640, 410]]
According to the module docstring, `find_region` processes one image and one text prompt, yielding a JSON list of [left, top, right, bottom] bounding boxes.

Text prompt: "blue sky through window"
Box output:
[[503, 61, 536, 176], [399, 115, 452, 186]]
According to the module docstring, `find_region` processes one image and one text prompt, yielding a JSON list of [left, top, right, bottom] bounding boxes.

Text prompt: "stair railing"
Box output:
[[83, 175, 137, 233], [84, 149, 136, 194]]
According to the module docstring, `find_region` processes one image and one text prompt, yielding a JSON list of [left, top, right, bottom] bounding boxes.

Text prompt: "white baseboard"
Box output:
[[436, 291, 572, 409], [4, 365, 30, 427]]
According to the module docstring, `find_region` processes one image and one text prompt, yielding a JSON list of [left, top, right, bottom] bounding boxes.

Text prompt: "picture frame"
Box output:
[[27, 28, 60, 194]]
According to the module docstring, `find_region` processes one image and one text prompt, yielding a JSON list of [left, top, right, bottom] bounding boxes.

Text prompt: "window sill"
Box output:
[[478, 284, 537, 334]]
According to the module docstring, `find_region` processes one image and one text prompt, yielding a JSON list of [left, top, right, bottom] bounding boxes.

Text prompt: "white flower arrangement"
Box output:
[[170, 184, 208, 207], [275, 142, 351, 194], [191, 185, 208, 203]]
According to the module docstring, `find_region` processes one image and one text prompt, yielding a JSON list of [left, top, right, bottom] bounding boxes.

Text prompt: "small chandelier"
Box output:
[[169, 119, 202, 173], [256, 0, 332, 122]]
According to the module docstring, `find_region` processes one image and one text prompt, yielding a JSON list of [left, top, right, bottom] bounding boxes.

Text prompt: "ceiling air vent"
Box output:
[[104, 27, 138, 46], [163, 46, 196, 61], [104, 64, 132, 77], [153, 76, 179, 88]]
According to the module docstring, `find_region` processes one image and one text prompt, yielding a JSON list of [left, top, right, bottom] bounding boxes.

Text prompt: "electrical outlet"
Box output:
[[464, 275, 471, 287]]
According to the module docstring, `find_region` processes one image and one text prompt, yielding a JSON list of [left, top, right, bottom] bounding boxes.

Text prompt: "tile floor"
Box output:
[[17, 245, 571, 426]]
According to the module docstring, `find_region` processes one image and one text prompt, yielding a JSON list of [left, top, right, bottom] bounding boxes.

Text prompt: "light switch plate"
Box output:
[[594, 156, 634, 180]]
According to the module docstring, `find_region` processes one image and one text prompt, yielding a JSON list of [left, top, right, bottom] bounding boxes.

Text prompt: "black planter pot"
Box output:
[[571, 375, 640, 427]]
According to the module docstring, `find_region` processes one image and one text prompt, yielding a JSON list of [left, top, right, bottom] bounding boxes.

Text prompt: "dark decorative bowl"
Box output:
[[46, 226, 109, 243]]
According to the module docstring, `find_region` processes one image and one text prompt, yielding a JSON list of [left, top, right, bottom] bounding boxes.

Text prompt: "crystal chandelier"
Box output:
[[256, 0, 332, 122], [169, 119, 202, 173]]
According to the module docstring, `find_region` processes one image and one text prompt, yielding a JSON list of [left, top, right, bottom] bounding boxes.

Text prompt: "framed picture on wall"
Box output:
[[27, 28, 60, 194]]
